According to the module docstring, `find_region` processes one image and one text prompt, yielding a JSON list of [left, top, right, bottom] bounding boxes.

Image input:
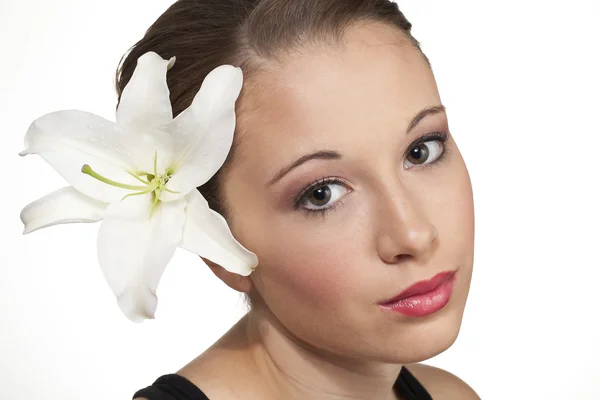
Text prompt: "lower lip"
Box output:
[[379, 273, 456, 317]]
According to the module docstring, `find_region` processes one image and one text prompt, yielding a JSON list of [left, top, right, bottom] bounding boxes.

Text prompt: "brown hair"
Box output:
[[115, 0, 427, 217]]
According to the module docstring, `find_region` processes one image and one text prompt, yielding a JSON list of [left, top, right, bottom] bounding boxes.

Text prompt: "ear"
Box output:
[[202, 258, 254, 293]]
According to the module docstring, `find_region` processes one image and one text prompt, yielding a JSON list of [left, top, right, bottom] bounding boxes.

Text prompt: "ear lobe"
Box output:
[[202, 258, 254, 293]]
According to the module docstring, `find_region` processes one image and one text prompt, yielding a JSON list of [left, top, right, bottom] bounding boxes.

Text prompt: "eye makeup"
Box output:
[[292, 176, 351, 218], [290, 130, 452, 218], [403, 130, 451, 170]]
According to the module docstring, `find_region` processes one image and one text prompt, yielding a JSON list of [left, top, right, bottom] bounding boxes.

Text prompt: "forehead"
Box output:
[[234, 22, 441, 170]]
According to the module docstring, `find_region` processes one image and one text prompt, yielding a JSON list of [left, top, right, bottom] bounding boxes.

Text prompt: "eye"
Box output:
[[297, 180, 350, 211], [404, 136, 446, 168]]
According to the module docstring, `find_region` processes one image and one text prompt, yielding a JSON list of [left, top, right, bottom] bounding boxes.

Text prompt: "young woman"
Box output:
[[79, 0, 481, 398]]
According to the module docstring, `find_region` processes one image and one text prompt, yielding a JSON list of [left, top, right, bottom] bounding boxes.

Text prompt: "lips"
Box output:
[[380, 270, 457, 305]]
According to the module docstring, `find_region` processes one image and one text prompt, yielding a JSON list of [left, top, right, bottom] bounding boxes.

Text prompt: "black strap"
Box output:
[[394, 367, 433, 400], [134, 367, 432, 400], [132, 374, 209, 400]]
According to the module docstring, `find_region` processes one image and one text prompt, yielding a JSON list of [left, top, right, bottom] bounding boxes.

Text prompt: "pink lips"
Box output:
[[379, 270, 457, 317]]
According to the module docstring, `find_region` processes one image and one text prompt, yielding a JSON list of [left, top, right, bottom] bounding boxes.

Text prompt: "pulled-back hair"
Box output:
[[115, 0, 426, 216]]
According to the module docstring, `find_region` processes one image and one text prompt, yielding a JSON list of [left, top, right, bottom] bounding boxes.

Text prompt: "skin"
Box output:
[[138, 21, 477, 400]]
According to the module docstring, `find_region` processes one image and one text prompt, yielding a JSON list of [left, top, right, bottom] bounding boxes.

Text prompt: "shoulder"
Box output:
[[404, 363, 480, 400]]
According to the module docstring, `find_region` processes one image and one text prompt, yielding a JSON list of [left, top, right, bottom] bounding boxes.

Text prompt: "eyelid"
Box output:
[[292, 176, 352, 209], [403, 131, 450, 169], [405, 131, 448, 152]]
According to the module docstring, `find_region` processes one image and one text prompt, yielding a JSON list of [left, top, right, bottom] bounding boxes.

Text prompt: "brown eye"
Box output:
[[307, 186, 331, 207], [298, 181, 350, 211], [407, 143, 430, 165], [404, 140, 444, 168]]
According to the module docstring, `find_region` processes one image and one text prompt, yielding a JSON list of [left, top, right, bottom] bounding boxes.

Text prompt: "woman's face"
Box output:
[[220, 22, 474, 363]]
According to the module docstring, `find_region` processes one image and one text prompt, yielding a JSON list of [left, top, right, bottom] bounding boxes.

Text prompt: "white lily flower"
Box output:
[[19, 51, 258, 323]]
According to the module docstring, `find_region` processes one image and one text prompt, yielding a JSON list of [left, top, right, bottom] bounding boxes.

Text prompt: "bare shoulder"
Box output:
[[404, 363, 480, 400]]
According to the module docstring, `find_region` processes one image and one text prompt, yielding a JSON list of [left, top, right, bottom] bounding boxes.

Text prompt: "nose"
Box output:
[[375, 185, 438, 264]]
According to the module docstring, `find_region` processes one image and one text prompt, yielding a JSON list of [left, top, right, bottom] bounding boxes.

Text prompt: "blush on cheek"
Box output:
[[261, 244, 357, 312]]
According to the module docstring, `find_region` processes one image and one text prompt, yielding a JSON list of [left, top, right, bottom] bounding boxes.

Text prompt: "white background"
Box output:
[[1, 1, 599, 399]]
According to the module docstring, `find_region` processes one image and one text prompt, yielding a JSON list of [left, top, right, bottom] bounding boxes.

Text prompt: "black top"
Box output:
[[132, 366, 433, 400]]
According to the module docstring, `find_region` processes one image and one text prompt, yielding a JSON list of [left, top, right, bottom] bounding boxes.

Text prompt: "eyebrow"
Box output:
[[406, 105, 446, 133], [266, 150, 342, 187], [266, 105, 446, 187]]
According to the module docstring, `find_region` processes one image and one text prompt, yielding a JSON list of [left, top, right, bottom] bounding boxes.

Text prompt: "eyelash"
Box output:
[[405, 131, 451, 170], [293, 130, 451, 218], [293, 176, 349, 218]]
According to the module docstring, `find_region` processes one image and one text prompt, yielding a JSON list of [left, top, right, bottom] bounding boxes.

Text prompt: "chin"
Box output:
[[376, 302, 466, 364]]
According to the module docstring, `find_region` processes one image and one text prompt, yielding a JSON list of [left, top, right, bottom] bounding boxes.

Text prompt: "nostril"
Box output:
[[393, 254, 412, 263]]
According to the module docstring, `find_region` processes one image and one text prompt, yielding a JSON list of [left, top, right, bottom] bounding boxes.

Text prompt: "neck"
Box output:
[[240, 310, 402, 400]]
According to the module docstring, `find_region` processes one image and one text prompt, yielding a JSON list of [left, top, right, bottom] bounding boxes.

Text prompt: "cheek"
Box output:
[[224, 175, 372, 309], [252, 225, 365, 309], [253, 204, 385, 317], [434, 156, 475, 267], [451, 160, 475, 250]]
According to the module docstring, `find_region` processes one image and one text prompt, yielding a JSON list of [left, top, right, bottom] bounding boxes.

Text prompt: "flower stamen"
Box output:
[[127, 171, 152, 186], [121, 189, 156, 202]]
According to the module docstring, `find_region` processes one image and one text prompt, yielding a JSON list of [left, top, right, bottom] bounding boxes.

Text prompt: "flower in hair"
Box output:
[[19, 51, 258, 323]]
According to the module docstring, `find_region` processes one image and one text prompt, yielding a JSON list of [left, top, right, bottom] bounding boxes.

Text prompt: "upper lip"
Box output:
[[380, 270, 457, 304]]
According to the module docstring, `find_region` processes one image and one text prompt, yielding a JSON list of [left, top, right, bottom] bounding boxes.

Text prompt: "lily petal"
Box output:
[[20, 110, 141, 203], [116, 52, 176, 174], [97, 194, 186, 322], [116, 51, 175, 132], [20, 186, 107, 234], [180, 190, 258, 276], [160, 65, 243, 201]]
